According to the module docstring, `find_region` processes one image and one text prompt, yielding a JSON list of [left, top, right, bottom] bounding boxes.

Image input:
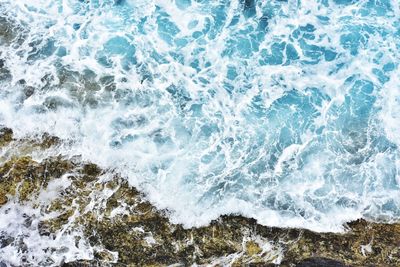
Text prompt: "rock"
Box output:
[[246, 241, 262, 256], [0, 232, 14, 248], [0, 127, 13, 147], [295, 257, 348, 267]]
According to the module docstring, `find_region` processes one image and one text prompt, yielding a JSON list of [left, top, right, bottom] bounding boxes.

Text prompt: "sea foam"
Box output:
[[0, 0, 399, 233]]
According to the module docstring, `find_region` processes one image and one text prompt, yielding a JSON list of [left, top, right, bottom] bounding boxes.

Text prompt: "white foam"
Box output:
[[0, 0, 399, 239]]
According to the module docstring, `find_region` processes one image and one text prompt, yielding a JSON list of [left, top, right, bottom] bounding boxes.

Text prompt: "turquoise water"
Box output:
[[0, 0, 399, 232]]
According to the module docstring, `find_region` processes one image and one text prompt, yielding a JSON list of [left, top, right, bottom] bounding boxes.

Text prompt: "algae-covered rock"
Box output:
[[246, 241, 262, 256], [0, 127, 13, 148], [0, 155, 74, 204]]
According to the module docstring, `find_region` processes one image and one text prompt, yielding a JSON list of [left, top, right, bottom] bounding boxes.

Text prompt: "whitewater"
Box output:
[[0, 0, 399, 233]]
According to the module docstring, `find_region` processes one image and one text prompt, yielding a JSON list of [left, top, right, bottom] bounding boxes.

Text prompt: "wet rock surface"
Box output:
[[0, 128, 399, 266]]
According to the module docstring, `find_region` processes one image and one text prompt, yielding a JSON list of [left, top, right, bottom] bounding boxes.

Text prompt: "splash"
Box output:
[[0, 0, 399, 232]]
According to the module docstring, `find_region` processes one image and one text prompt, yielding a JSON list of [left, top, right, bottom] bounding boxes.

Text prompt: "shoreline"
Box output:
[[1, 128, 399, 266]]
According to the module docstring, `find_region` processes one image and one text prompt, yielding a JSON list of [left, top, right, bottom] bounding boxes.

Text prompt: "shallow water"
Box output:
[[0, 0, 399, 233]]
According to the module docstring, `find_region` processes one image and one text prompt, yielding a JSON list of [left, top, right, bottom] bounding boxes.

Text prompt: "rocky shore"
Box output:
[[0, 127, 399, 267]]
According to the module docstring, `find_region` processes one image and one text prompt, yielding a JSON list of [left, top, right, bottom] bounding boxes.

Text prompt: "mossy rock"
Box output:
[[0, 127, 13, 147], [246, 241, 262, 256]]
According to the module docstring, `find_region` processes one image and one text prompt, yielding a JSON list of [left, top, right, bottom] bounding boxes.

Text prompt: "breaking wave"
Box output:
[[0, 0, 400, 233]]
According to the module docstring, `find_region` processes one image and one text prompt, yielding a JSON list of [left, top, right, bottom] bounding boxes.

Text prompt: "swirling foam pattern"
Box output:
[[0, 0, 399, 232]]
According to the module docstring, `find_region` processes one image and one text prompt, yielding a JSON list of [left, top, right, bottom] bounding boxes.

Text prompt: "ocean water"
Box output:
[[0, 0, 399, 234]]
